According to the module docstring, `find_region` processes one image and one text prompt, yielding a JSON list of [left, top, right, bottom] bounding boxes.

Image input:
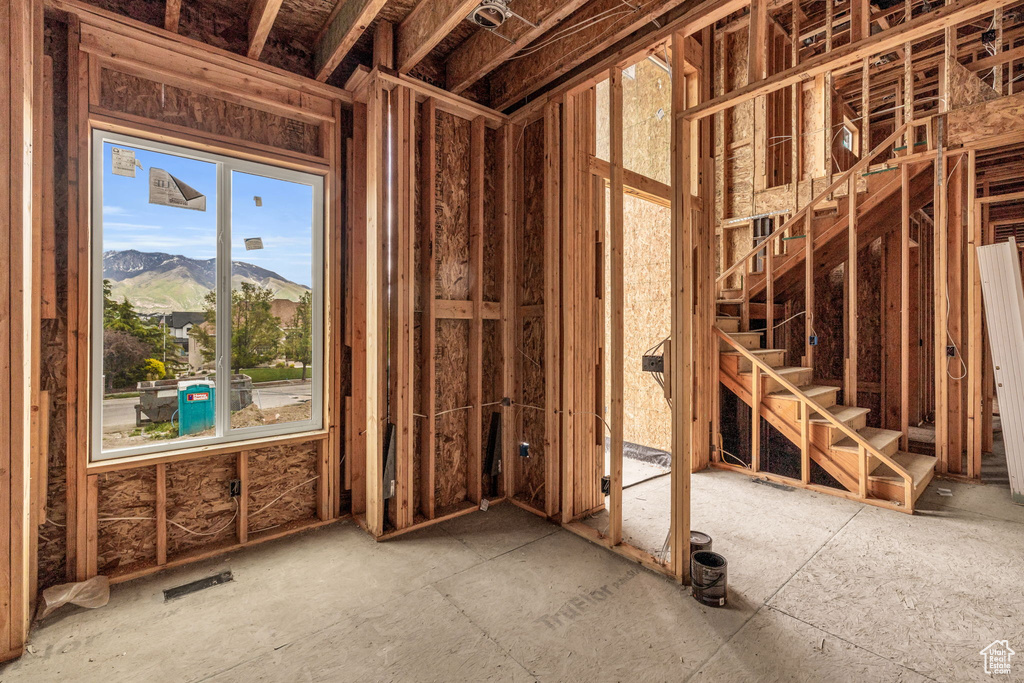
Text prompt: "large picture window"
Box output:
[[91, 131, 324, 462]]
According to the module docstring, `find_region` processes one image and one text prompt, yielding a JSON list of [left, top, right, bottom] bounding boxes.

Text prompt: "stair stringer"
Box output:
[[719, 366, 861, 492]]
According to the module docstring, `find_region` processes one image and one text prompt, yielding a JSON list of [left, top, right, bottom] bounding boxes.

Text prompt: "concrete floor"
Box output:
[[4, 454, 1023, 682]]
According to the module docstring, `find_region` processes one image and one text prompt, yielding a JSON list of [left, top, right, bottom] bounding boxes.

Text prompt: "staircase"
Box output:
[[716, 315, 934, 511], [745, 163, 934, 302], [712, 121, 937, 513]]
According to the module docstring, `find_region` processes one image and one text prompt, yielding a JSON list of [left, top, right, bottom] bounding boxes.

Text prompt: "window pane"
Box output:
[[99, 141, 218, 453], [229, 171, 316, 430]]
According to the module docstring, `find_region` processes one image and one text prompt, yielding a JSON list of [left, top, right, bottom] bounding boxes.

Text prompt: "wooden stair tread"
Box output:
[[868, 451, 937, 487], [740, 365, 809, 380], [721, 347, 784, 357], [809, 405, 871, 425], [767, 384, 839, 401], [833, 427, 902, 453]]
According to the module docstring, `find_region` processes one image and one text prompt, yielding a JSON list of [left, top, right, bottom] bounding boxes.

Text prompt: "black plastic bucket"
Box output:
[[691, 550, 728, 607], [690, 531, 712, 556]]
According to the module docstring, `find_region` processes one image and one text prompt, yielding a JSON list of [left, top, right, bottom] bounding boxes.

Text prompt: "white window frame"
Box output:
[[90, 130, 325, 463]]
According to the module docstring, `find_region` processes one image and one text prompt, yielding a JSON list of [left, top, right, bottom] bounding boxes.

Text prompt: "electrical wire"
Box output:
[[96, 474, 321, 537]]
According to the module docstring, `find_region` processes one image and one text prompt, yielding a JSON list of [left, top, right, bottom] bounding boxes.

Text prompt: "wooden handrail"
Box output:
[[716, 328, 912, 489], [717, 121, 911, 287]]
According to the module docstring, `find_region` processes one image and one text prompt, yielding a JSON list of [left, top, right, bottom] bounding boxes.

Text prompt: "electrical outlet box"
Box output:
[[947, 345, 956, 358], [642, 355, 664, 373], [809, 335, 818, 346], [519, 442, 530, 458], [601, 476, 611, 495], [229, 479, 242, 497]]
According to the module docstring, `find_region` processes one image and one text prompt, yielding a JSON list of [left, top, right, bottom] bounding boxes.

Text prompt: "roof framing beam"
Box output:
[[315, 0, 389, 81], [247, 0, 285, 60], [488, 0, 743, 112], [445, 0, 590, 94], [395, 0, 478, 74], [682, 0, 1010, 121]]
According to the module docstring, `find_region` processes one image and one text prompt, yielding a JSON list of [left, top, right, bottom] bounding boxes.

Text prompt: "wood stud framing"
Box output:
[[9, 0, 1023, 663]]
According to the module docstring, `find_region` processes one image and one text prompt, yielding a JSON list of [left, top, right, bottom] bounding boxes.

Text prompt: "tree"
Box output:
[[192, 283, 282, 373], [282, 292, 313, 380], [103, 329, 151, 390], [101, 279, 182, 388]]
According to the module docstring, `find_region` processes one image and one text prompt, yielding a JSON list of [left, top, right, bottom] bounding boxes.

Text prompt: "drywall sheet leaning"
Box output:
[[977, 239, 1024, 504]]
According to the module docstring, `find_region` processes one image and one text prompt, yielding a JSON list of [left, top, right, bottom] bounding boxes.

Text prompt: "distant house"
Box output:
[[186, 300, 299, 371], [155, 311, 206, 355]]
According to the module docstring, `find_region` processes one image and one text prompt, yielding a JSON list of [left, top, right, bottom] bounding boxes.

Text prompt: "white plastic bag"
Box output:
[[37, 575, 110, 620]]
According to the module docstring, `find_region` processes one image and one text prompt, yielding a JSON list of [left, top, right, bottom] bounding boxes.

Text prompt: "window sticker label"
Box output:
[[244, 237, 264, 250], [112, 147, 138, 177], [149, 168, 207, 211]]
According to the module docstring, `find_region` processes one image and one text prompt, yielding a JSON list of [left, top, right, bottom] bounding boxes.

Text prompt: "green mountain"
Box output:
[[104, 250, 310, 314]]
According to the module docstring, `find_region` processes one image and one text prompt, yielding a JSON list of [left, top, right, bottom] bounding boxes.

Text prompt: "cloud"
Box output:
[[102, 205, 129, 216]]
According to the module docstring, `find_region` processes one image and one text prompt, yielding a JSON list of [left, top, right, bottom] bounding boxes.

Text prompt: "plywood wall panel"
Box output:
[[96, 469, 157, 574], [434, 111, 471, 301], [98, 68, 321, 157], [246, 441, 319, 534], [166, 454, 237, 556], [435, 319, 471, 512]]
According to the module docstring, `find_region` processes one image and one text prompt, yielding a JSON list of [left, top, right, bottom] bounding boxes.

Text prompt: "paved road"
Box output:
[[102, 381, 313, 431]]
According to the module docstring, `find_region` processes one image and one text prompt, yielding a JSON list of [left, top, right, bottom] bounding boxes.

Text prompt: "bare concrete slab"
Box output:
[[3, 457, 1022, 682], [769, 504, 1024, 682], [691, 607, 931, 682]]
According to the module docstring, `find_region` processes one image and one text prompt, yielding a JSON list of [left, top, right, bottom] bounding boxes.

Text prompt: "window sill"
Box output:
[[87, 428, 330, 474]]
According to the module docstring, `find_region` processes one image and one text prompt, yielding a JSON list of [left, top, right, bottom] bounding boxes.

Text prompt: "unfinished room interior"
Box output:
[[3, 0, 1024, 679]]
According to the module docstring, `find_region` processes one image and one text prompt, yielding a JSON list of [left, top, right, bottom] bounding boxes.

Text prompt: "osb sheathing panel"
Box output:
[[815, 264, 845, 383], [482, 320, 502, 496], [98, 68, 321, 157], [435, 319, 470, 512], [39, 18, 71, 590], [726, 30, 753, 138], [516, 120, 546, 507], [518, 318, 546, 508], [166, 454, 237, 556], [621, 59, 672, 186], [857, 240, 883, 386], [520, 121, 545, 307], [96, 469, 157, 574], [484, 128, 501, 303], [434, 111, 471, 301], [726, 145, 754, 219], [247, 441, 319, 534], [621, 188, 672, 453], [948, 91, 1024, 147], [947, 55, 1000, 112]]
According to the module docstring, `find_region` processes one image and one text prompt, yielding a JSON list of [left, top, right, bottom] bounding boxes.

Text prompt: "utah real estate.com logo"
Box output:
[[980, 640, 1015, 675]]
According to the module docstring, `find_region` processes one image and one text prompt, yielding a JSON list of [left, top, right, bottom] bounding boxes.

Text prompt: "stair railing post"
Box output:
[[766, 238, 775, 348], [751, 365, 761, 472], [858, 444, 868, 499], [800, 403, 810, 485], [741, 268, 750, 332]]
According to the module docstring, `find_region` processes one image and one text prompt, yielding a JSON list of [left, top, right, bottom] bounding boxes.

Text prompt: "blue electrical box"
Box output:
[[178, 380, 215, 436]]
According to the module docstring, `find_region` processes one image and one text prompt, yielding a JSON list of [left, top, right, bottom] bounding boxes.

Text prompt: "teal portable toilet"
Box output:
[[178, 380, 215, 436]]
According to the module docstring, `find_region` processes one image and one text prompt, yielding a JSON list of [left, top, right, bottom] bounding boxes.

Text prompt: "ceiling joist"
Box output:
[[247, 0, 285, 60], [445, 0, 591, 94], [165, 0, 181, 33], [487, 0, 743, 111], [396, 0, 479, 74], [315, 0, 389, 81]]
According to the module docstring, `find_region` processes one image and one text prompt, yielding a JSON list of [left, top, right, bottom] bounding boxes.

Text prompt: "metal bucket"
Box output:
[[690, 531, 712, 556], [691, 550, 728, 607]]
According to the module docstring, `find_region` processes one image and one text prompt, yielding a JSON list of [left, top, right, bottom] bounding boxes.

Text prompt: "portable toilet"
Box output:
[[178, 380, 215, 436]]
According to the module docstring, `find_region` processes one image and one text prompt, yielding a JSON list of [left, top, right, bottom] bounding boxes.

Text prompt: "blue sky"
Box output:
[[102, 141, 315, 287]]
